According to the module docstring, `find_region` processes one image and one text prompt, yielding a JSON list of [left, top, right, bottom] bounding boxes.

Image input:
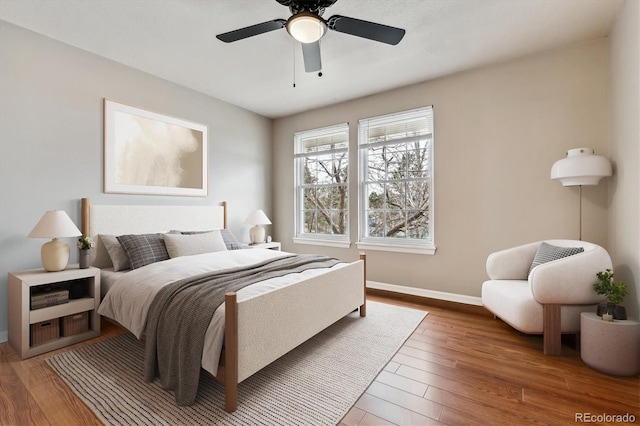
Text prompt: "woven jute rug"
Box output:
[[46, 301, 426, 426]]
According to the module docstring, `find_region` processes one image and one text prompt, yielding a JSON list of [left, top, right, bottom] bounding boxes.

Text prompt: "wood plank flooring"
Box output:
[[1, 292, 638, 425], [343, 293, 639, 426]]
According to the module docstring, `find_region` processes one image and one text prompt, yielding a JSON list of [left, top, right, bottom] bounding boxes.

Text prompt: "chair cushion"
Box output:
[[482, 279, 593, 333], [482, 280, 544, 333], [528, 242, 584, 275]]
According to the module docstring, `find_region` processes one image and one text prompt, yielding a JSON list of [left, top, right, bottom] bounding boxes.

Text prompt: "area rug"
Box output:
[[46, 301, 426, 426]]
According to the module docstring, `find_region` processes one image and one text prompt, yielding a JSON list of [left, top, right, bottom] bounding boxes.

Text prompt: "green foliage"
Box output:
[[594, 269, 628, 305]]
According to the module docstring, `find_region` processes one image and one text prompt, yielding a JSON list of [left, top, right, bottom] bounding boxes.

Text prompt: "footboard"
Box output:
[[223, 257, 366, 412]]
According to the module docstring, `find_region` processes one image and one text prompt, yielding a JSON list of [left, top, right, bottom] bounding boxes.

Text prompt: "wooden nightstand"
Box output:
[[241, 242, 281, 251], [8, 265, 101, 359]]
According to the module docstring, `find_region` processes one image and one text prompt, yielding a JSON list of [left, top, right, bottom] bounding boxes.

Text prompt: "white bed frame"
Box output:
[[81, 198, 366, 412]]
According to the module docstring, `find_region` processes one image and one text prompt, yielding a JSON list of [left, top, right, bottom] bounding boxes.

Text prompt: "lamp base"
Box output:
[[249, 225, 265, 244], [41, 238, 70, 272]]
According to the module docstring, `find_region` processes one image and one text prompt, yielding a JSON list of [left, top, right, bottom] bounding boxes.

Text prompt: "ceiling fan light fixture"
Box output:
[[287, 12, 326, 43]]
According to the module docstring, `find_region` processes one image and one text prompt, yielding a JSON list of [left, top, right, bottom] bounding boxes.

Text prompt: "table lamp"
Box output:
[[28, 210, 82, 271], [244, 209, 272, 244]]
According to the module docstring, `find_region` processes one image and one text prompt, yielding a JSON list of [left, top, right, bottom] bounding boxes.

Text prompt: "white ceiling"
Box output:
[[0, 0, 624, 118]]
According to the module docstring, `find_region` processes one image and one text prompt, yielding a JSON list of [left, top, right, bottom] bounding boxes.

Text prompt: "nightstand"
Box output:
[[8, 265, 101, 359], [241, 242, 281, 251]]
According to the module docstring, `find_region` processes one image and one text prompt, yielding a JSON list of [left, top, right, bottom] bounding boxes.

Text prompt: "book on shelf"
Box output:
[[31, 289, 69, 310]]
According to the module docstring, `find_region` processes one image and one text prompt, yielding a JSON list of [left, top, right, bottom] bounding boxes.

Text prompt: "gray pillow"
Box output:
[[100, 234, 131, 272], [529, 242, 584, 275], [92, 235, 114, 269], [117, 233, 169, 270]]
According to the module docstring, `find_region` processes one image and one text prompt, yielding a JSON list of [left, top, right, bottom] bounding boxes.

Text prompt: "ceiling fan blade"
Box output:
[[327, 15, 405, 45], [216, 19, 287, 43], [301, 41, 322, 72]]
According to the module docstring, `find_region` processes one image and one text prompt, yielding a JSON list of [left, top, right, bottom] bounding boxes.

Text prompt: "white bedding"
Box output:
[[97, 249, 347, 376], [99, 267, 128, 298]]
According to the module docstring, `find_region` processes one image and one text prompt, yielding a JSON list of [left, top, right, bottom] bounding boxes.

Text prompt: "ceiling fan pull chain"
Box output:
[[293, 42, 296, 88]]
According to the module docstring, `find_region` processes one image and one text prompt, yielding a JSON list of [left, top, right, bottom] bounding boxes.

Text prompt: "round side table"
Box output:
[[580, 312, 639, 376]]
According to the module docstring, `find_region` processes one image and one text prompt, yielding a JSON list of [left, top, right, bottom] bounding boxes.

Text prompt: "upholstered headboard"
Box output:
[[80, 198, 227, 267]]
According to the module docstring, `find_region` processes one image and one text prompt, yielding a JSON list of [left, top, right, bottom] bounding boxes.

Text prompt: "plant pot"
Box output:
[[596, 303, 627, 320], [79, 249, 91, 269]]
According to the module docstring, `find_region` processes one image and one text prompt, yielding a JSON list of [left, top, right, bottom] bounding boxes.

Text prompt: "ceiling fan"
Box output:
[[216, 0, 406, 73]]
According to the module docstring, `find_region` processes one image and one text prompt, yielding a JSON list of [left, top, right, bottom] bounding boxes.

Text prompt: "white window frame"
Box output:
[[357, 107, 435, 255], [293, 123, 350, 248]]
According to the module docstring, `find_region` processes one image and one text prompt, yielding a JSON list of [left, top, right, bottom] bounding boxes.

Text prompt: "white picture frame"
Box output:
[[104, 99, 208, 197]]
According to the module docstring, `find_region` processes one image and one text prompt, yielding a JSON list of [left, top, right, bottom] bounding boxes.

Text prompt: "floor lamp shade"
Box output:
[[244, 209, 272, 244], [550, 147, 612, 186], [550, 147, 612, 240], [28, 210, 82, 272]]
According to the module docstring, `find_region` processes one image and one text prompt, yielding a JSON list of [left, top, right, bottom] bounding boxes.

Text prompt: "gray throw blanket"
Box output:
[[144, 254, 340, 406]]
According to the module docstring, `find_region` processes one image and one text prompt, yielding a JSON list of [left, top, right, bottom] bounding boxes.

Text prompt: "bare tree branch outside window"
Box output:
[[359, 107, 434, 246], [295, 124, 349, 240]]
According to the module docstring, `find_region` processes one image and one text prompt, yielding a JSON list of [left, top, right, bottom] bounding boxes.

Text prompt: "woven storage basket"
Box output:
[[31, 318, 60, 346], [61, 311, 89, 336]]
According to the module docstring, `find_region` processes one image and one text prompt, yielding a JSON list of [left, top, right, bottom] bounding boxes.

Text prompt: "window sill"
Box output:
[[293, 237, 351, 249], [356, 242, 436, 255]]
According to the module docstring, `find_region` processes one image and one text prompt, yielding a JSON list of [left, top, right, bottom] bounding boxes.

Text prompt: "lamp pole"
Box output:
[[578, 185, 582, 241]]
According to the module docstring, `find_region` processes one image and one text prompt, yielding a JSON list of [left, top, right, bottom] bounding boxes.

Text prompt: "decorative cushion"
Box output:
[[220, 229, 243, 250], [100, 234, 131, 272], [528, 242, 584, 275], [116, 233, 170, 270], [163, 231, 227, 258]]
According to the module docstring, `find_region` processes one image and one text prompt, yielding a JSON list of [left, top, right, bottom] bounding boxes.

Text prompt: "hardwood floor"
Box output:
[[342, 293, 639, 426], [1, 293, 638, 425]]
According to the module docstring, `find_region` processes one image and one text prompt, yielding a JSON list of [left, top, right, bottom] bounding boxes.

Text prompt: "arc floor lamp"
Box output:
[[550, 147, 612, 240]]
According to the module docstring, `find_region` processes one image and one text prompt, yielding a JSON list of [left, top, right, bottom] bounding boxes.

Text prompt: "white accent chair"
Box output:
[[481, 240, 612, 355]]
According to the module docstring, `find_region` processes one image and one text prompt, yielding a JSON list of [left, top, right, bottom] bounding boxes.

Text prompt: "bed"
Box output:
[[81, 198, 366, 412]]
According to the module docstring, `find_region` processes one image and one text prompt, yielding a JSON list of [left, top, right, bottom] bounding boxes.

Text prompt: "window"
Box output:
[[358, 107, 435, 254], [294, 123, 350, 247]]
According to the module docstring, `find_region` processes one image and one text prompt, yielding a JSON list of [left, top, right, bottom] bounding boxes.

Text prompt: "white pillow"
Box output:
[[163, 231, 227, 258]]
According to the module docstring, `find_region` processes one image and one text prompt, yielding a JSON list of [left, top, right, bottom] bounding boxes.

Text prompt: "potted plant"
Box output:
[[594, 269, 628, 320], [77, 235, 95, 269]]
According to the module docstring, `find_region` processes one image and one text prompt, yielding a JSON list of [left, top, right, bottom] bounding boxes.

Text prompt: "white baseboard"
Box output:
[[0, 330, 7, 344], [366, 281, 483, 306]]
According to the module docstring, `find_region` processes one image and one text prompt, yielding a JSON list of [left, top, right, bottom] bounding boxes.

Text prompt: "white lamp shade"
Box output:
[[28, 210, 81, 272], [244, 210, 272, 226], [28, 210, 82, 238], [550, 147, 612, 187]]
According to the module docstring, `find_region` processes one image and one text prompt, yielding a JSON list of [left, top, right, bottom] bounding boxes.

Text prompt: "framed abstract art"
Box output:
[[104, 99, 208, 197]]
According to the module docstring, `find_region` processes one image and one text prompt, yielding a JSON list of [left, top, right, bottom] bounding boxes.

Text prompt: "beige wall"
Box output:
[[609, 0, 639, 321], [273, 40, 610, 301]]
